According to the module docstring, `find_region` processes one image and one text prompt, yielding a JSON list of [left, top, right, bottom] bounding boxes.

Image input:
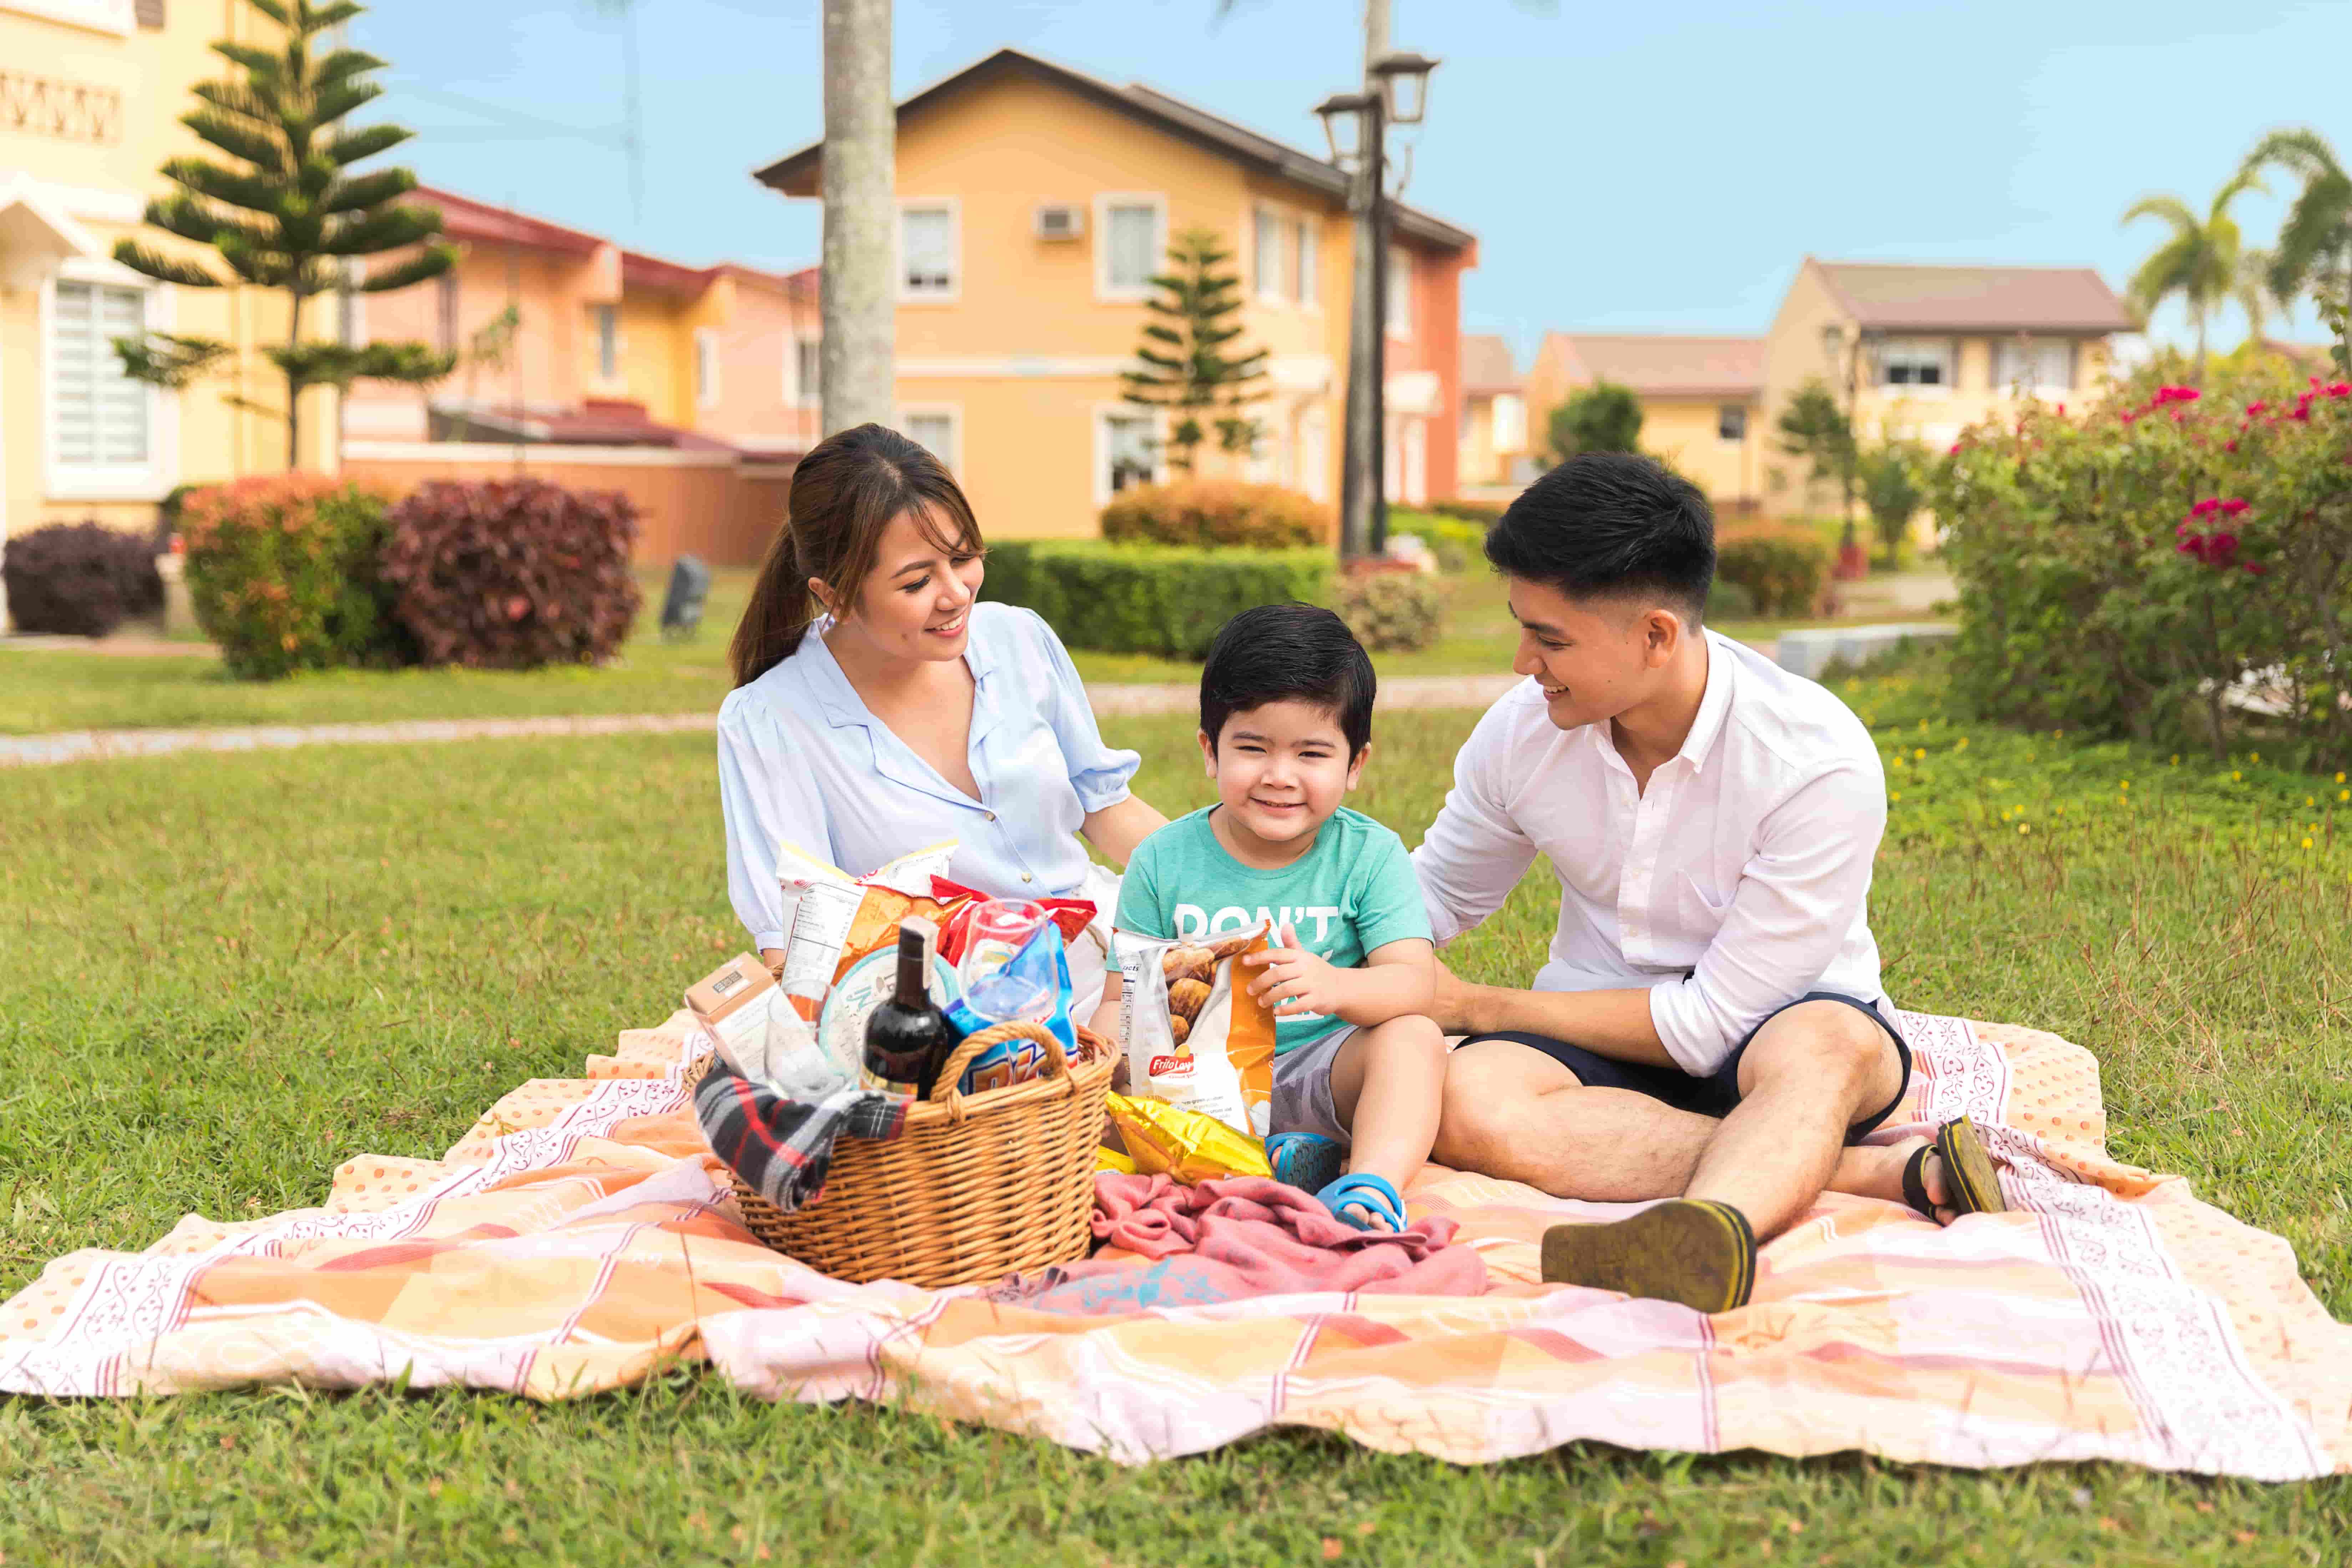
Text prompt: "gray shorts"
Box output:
[[1268, 1024, 1357, 1147]]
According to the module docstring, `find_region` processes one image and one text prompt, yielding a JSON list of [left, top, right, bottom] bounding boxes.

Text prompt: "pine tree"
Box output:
[[111, 0, 458, 468], [1121, 227, 1268, 472]]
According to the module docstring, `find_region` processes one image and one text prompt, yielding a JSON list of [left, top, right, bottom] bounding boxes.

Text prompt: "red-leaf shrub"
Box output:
[[1, 520, 162, 637], [379, 478, 641, 669], [179, 476, 403, 678], [1099, 479, 1331, 547]]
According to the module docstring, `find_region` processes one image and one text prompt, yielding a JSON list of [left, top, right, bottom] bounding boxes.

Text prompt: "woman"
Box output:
[[718, 424, 1165, 1013]]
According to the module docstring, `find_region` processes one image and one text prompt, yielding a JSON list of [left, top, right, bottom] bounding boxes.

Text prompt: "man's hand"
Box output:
[[1242, 922, 1350, 1018], [1430, 954, 1489, 1036]]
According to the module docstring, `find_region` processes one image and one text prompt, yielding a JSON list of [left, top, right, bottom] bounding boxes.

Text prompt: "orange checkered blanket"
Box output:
[[4, 1010, 2347, 1477]]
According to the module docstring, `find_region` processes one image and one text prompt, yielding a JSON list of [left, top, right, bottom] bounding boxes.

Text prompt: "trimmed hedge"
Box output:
[[0, 520, 162, 638], [1388, 510, 1486, 573], [1099, 479, 1330, 548], [380, 478, 642, 670], [180, 476, 405, 679], [1715, 523, 1835, 618], [1421, 497, 1506, 525], [983, 541, 1332, 658], [1336, 568, 1446, 651]]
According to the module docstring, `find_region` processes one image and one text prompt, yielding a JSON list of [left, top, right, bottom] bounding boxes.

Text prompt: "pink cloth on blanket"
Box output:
[[1083, 1171, 1486, 1296]]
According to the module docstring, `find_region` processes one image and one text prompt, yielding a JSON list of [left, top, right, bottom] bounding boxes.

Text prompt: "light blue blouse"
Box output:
[[717, 602, 1142, 951]]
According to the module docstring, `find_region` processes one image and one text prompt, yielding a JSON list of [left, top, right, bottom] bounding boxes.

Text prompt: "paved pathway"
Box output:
[[0, 675, 1527, 769]]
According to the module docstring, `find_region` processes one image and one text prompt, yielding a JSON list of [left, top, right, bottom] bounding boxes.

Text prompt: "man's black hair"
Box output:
[[1485, 451, 1716, 623], [1199, 603, 1376, 758]]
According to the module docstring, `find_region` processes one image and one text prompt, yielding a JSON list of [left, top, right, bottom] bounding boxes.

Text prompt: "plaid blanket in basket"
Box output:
[[692, 1054, 907, 1213]]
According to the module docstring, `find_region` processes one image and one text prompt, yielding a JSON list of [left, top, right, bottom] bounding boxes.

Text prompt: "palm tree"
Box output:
[[2238, 128, 2352, 369], [2121, 172, 2265, 374]]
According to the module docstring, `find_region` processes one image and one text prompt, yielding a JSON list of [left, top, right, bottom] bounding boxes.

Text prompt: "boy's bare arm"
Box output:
[[1085, 970, 1124, 1045]]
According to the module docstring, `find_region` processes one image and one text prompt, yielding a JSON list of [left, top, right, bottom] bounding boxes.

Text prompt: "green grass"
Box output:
[[1, 657, 2347, 1563], [0, 567, 1952, 734]]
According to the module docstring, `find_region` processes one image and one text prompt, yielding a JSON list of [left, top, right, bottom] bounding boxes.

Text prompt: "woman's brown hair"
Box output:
[[730, 422, 985, 687]]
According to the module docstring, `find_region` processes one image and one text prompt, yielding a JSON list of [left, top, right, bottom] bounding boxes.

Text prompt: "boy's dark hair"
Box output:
[[1199, 603, 1376, 758], [1485, 451, 1716, 623]]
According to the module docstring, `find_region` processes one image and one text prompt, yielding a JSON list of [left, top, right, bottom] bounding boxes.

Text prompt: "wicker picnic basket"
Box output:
[[689, 1019, 1114, 1289]]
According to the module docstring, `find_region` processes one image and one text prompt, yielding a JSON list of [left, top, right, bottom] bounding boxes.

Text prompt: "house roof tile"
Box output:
[[1811, 259, 2134, 333], [1548, 333, 1765, 397], [1460, 333, 1518, 394]]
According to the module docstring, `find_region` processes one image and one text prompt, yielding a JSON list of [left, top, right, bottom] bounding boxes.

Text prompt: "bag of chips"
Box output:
[[774, 841, 964, 1023], [929, 879, 1095, 970], [1112, 924, 1278, 1138], [1105, 1092, 1273, 1183], [941, 921, 1078, 1094]]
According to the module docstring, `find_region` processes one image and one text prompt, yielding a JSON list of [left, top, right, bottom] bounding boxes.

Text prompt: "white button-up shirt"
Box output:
[[718, 602, 1140, 952], [1412, 629, 1890, 1076]]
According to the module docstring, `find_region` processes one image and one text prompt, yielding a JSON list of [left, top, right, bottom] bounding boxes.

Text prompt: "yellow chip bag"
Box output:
[[1106, 1093, 1272, 1184], [1112, 924, 1277, 1137]]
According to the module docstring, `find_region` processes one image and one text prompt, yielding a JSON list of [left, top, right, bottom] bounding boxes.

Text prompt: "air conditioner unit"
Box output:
[[1034, 203, 1085, 242]]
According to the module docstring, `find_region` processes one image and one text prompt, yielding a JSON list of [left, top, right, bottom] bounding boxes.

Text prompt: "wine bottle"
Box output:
[[861, 917, 952, 1097]]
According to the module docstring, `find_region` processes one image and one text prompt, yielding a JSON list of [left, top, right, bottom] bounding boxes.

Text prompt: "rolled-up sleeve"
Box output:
[[1025, 608, 1140, 813], [1647, 763, 1887, 1075], [1411, 701, 1539, 947], [717, 696, 833, 953]]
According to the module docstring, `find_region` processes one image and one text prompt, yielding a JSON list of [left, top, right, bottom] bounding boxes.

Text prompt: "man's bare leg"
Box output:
[[1435, 1034, 1949, 1213]]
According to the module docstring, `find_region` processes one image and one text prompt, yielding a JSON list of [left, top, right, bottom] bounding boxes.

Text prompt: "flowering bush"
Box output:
[[1335, 567, 1447, 652], [379, 479, 641, 670], [1099, 479, 1330, 548], [1929, 358, 2352, 768], [180, 475, 404, 679]]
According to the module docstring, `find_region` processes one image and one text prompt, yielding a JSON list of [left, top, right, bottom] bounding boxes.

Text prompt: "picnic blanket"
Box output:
[[4, 1009, 2349, 1478]]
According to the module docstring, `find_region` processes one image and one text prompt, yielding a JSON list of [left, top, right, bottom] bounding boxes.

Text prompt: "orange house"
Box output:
[[755, 47, 1478, 539], [340, 189, 820, 563]]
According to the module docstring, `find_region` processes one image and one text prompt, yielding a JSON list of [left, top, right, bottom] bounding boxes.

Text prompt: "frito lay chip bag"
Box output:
[[1112, 924, 1277, 1138], [1105, 1093, 1272, 1183], [775, 841, 963, 1023]]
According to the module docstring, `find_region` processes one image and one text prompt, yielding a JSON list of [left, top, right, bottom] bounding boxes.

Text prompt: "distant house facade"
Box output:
[[1525, 258, 2134, 518], [755, 47, 1479, 538], [1455, 333, 1526, 492], [341, 189, 819, 564], [1525, 334, 1765, 511]]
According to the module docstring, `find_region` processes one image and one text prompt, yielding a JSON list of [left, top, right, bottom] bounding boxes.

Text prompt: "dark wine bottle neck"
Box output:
[[894, 935, 927, 1005]]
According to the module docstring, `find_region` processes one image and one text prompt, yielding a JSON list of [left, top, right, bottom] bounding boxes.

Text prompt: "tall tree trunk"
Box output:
[[285, 289, 305, 470], [1338, 0, 1388, 560], [820, 0, 894, 436]]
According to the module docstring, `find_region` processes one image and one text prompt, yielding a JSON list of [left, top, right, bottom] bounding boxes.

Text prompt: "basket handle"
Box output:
[[928, 1018, 1080, 1121]]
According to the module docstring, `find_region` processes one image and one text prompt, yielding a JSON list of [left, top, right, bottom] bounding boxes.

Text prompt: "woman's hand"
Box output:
[[1242, 922, 1352, 1018]]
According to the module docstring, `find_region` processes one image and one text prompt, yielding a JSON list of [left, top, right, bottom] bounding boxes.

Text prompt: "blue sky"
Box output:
[[351, 0, 2351, 367]]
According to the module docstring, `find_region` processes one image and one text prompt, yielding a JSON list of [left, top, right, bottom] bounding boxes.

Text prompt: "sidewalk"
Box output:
[[0, 675, 1526, 769]]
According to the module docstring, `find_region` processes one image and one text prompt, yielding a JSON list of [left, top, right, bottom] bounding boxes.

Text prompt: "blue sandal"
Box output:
[[1265, 1131, 1344, 1196], [1317, 1173, 1406, 1234]]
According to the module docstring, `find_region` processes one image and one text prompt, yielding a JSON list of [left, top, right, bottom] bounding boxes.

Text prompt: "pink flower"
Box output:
[[2176, 521, 2197, 537], [2218, 498, 2248, 516], [2293, 406, 2313, 422], [2176, 536, 2205, 558], [2248, 401, 2268, 414], [2244, 561, 2270, 575], [2330, 382, 2352, 397], [2208, 532, 2238, 556], [2192, 498, 2221, 517], [1948, 443, 1961, 455], [2056, 403, 2066, 415]]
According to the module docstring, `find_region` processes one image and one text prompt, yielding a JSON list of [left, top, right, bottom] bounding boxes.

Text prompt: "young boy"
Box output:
[[1087, 603, 1446, 1232]]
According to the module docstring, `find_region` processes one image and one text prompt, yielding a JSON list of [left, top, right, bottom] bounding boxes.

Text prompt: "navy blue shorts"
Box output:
[[1459, 991, 1913, 1145]]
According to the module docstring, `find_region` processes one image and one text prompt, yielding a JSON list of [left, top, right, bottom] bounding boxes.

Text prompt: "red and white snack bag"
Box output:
[[1112, 923, 1278, 1138], [774, 841, 960, 1023]]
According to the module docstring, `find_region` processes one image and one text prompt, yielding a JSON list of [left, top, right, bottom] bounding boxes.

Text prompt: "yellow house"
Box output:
[[755, 48, 1479, 539], [2, 0, 326, 606], [1758, 257, 2132, 513], [1524, 333, 1765, 511], [1455, 332, 1526, 493]]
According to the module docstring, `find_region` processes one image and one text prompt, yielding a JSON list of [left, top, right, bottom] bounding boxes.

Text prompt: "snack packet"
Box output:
[[1113, 925, 1277, 1138], [1105, 1092, 1272, 1183], [942, 922, 1077, 1094], [684, 953, 841, 1096], [775, 841, 963, 1023]]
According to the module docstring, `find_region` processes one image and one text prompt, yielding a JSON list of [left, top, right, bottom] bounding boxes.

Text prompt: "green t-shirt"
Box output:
[[1115, 805, 1433, 1055]]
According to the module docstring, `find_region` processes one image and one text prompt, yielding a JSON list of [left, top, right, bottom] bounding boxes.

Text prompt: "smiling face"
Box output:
[[1505, 574, 1687, 732], [1197, 699, 1366, 862], [816, 506, 985, 666]]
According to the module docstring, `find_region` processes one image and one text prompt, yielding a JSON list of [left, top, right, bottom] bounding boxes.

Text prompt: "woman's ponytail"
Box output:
[[727, 422, 983, 688]]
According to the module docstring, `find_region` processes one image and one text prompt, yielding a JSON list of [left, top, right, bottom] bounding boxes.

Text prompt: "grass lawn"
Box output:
[[0, 567, 1954, 736], [2, 656, 2348, 1563]]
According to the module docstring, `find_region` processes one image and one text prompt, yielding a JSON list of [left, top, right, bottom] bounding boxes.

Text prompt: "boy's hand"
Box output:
[[1242, 921, 1349, 1018]]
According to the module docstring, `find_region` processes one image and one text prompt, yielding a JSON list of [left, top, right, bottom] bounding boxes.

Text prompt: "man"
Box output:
[[1413, 452, 2004, 1313]]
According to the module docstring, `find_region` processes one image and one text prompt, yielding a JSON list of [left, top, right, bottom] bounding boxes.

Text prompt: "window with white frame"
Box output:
[[1385, 246, 1413, 335], [1100, 410, 1157, 502], [1492, 392, 1526, 452], [1878, 339, 1950, 389], [790, 335, 821, 409], [1994, 336, 2072, 393], [1100, 198, 1163, 299], [51, 278, 150, 470], [900, 203, 958, 298], [1253, 207, 1284, 302], [1293, 218, 1318, 307], [1718, 404, 1748, 442], [694, 327, 720, 409], [593, 303, 619, 381], [902, 409, 958, 471]]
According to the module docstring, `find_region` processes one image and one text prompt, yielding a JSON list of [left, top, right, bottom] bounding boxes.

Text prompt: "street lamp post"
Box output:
[[1317, 49, 1435, 563]]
